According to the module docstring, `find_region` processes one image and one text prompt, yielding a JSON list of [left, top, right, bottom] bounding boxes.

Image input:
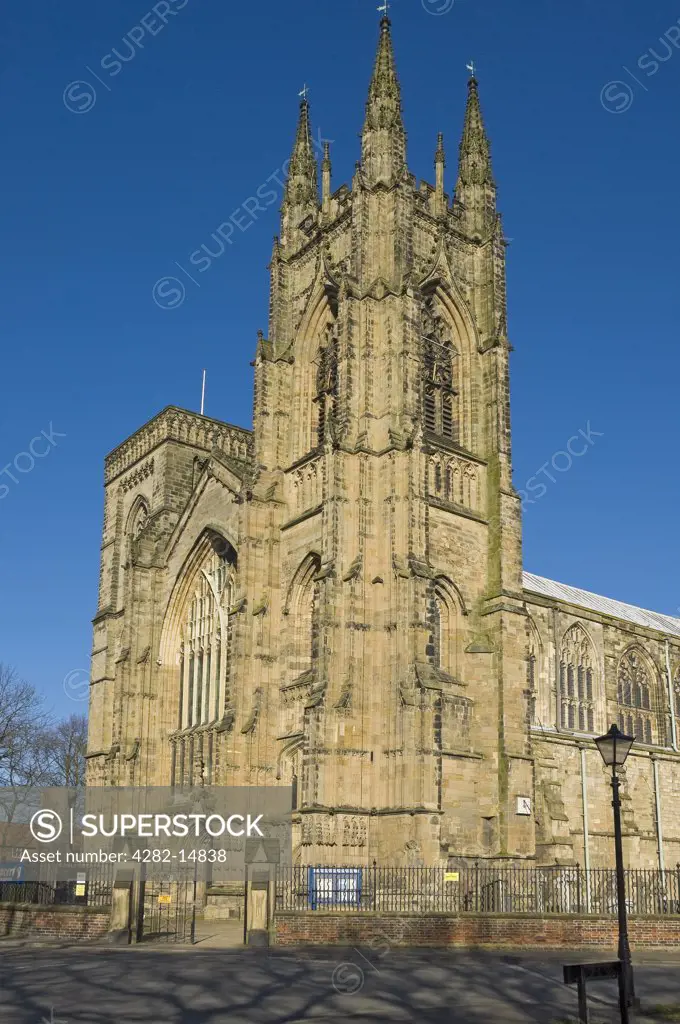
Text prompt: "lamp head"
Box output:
[[594, 723, 634, 767]]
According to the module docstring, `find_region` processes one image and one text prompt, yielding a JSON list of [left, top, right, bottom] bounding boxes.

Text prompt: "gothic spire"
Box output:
[[361, 17, 406, 185], [435, 131, 445, 167], [457, 75, 494, 188], [455, 75, 496, 237], [435, 132, 446, 214], [284, 98, 319, 209], [321, 141, 332, 213]]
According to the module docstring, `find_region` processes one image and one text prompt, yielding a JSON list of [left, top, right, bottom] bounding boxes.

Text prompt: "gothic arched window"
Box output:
[[426, 578, 460, 677], [559, 623, 596, 734], [178, 537, 235, 731], [129, 500, 148, 540], [118, 497, 150, 611], [427, 594, 442, 669], [313, 322, 338, 445], [288, 554, 321, 679], [422, 295, 458, 442], [617, 649, 660, 745]]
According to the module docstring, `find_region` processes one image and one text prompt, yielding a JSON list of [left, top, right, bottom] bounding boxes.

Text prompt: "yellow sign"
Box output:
[[75, 884, 86, 897], [444, 872, 459, 883], [157, 894, 172, 905]]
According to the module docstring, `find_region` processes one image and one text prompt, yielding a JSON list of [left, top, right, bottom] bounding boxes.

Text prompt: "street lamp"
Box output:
[[594, 724, 637, 1011]]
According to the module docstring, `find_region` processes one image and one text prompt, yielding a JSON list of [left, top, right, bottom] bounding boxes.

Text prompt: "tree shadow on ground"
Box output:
[[0, 944, 670, 1023]]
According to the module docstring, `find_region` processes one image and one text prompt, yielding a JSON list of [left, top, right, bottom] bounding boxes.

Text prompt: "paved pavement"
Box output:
[[1, 944, 680, 1023], [192, 918, 244, 947]]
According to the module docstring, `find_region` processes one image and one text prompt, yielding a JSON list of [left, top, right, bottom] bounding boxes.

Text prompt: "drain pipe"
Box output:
[[665, 640, 678, 752], [651, 755, 665, 875], [579, 744, 591, 911]]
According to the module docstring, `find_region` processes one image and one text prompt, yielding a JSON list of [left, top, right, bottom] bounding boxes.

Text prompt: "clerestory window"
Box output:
[[617, 649, 661, 745], [559, 623, 596, 734]]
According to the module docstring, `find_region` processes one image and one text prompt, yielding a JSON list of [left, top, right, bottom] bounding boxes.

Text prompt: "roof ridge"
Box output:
[[523, 571, 680, 635]]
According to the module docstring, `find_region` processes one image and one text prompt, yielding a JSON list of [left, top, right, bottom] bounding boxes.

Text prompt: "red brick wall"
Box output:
[[0, 902, 110, 942], [274, 912, 680, 950]]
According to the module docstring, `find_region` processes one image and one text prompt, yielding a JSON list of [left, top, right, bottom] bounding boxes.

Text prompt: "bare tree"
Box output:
[[0, 663, 52, 787], [39, 714, 88, 788], [0, 664, 55, 853]]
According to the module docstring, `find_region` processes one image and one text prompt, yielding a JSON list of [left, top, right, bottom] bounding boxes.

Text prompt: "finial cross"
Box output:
[[466, 60, 476, 78], [299, 83, 309, 102]]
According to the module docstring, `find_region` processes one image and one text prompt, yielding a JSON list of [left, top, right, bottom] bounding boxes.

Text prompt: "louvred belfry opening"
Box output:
[[422, 294, 459, 443]]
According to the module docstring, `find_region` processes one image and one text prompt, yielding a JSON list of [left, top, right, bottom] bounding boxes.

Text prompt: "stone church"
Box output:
[[87, 18, 680, 870]]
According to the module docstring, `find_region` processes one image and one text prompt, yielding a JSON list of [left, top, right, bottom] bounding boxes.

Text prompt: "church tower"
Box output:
[[87, 18, 534, 867]]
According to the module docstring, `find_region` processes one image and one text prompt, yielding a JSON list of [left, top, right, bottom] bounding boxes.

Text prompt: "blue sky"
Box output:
[[1, 0, 679, 716]]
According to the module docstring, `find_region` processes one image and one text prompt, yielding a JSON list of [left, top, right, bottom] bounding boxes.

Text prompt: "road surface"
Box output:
[[1, 945, 679, 1023]]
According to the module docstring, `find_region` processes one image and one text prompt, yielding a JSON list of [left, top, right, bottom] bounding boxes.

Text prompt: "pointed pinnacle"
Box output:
[[364, 15, 403, 133], [285, 99, 319, 206], [458, 77, 493, 187], [435, 131, 445, 166]]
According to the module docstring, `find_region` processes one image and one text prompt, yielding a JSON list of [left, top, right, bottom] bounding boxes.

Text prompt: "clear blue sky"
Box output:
[[1, 0, 679, 716]]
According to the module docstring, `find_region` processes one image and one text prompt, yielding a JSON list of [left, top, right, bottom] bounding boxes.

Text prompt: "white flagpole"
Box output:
[[200, 369, 206, 416]]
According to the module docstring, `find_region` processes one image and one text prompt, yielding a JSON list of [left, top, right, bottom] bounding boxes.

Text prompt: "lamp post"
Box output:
[[594, 724, 636, 1011]]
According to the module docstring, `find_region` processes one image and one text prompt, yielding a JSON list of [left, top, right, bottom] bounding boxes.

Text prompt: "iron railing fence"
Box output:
[[0, 881, 57, 905], [0, 865, 114, 908], [275, 865, 680, 917]]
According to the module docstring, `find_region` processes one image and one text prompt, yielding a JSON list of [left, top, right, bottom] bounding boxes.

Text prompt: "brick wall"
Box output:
[[274, 912, 680, 950], [0, 902, 111, 942]]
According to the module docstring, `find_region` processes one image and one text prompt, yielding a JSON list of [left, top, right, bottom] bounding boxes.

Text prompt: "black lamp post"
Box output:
[[594, 723, 636, 1011]]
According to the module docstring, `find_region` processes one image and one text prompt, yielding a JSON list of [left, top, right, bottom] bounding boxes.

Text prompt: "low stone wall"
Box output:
[[204, 884, 244, 921], [274, 912, 680, 950], [0, 902, 111, 942]]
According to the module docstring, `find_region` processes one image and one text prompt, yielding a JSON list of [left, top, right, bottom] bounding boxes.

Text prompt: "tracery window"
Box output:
[[559, 623, 596, 733], [617, 649, 658, 745], [178, 538, 235, 730], [314, 322, 338, 445], [422, 295, 458, 442]]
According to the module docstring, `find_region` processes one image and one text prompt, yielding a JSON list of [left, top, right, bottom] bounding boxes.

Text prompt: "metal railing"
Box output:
[[0, 881, 58, 905], [275, 865, 680, 917], [0, 867, 114, 908]]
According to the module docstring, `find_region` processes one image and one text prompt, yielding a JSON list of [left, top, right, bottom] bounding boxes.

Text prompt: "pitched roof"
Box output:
[[523, 572, 680, 639]]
